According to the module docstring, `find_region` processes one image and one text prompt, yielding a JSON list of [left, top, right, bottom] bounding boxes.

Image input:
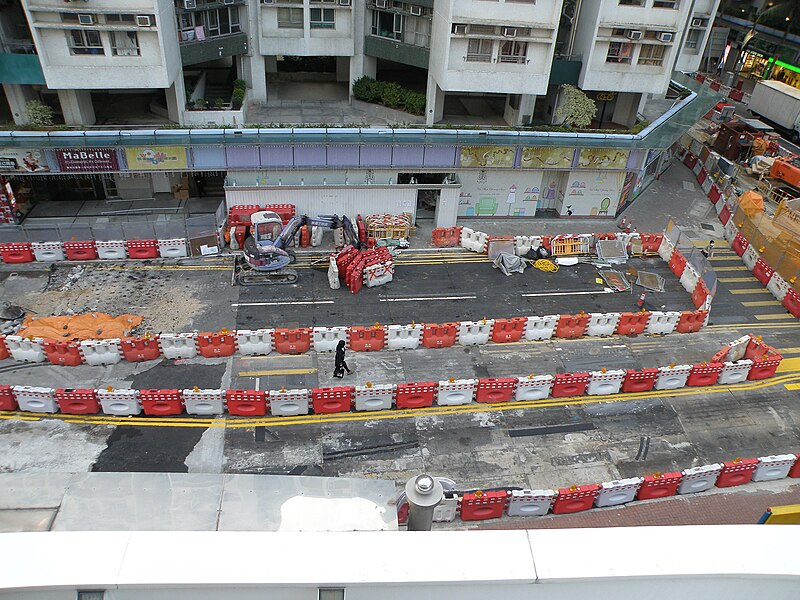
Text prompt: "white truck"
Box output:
[[747, 80, 800, 142]]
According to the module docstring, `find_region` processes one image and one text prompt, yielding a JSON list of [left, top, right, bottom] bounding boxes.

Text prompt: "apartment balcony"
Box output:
[[549, 55, 582, 86], [180, 32, 248, 67], [364, 35, 429, 70], [0, 50, 45, 85]]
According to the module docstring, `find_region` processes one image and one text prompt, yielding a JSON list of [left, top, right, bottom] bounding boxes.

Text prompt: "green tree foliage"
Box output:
[[555, 85, 597, 129], [25, 100, 54, 128]]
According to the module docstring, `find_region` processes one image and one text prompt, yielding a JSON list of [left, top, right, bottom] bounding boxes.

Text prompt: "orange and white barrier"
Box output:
[[514, 375, 554, 401], [677, 464, 722, 494], [157, 239, 188, 259], [436, 378, 476, 406], [236, 329, 274, 356], [31, 241, 65, 262], [98, 388, 141, 416], [95, 240, 126, 260], [752, 454, 798, 482], [506, 490, 555, 517], [457, 320, 494, 346], [523, 315, 558, 341], [312, 326, 349, 353], [269, 388, 310, 416], [594, 477, 643, 507], [158, 333, 198, 359], [587, 313, 621, 337], [386, 324, 422, 350], [13, 385, 57, 413], [182, 388, 225, 415], [587, 369, 625, 395], [658, 237, 675, 262], [718, 360, 753, 384], [654, 364, 692, 390], [79, 339, 122, 366], [742, 245, 759, 270], [4, 335, 46, 363], [767, 273, 790, 302], [459, 227, 488, 253], [354, 383, 394, 411]]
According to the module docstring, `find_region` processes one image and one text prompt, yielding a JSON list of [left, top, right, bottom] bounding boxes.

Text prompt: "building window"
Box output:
[[310, 8, 335, 29], [606, 41, 633, 63], [403, 14, 431, 47], [466, 38, 493, 62], [205, 7, 240, 37], [498, 40, 527, 63], [68, 29, 104, 55], [506, 0, 535, 3], [371, 10, 402, 40], [277, 8, 304, 28], [618, 0, 644, 5], [106, 14, 137, 24], [469, 24, 496, 35], [318, 590, 344, 600], [653, 0, 679, 7], [638, 43, 665, 65], [684, 28, 701, 53], [110, 31, 140, 56]]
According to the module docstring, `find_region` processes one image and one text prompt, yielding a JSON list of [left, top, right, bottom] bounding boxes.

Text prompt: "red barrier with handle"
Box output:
[[64, 241, 98, 261], [615, 312, 650, 336], [0, 242, 34, 264], [56, 388, 100, 415], [731, 233, 748, 257], [421, 323, 458, 348], [42, 340, 84, 366], [621, 368, 658, 393], [555, 314, 590, 338], [716, 458, 759, 488], [789, 454, 800, 478], [550, 372, 590, 397], [120, 336, 161, 362], [0, 335, 8, 361], [349, 326, 387, 351], [312, 386, 354, 414], [720, 204, 732, 225], [125, 239, 159, 259], [225, 390, 268, 416], [140, 389, 183, 416], [552, 484, 601, 514], [636, 472, 683, 500], [475, 378, 516, 403], [782, 289, 800, 318], [752, 258, 775, 286], [274, 328, 312, 354], [0, 385, 17, 411], [197, 332, 237, 358], [686, 362, 723, 386], [459, 491, 508, 521], [395, 382, 436, 409], [639, 233, 663, 253], [491, 317, 527, 343], [675, 310, 707, 333], [668, 251, 687, 277], [691, 280, 709, 308], [748, 357, 783, 380]]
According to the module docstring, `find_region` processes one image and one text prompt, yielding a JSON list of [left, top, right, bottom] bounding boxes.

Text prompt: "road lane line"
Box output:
[[754, 313, 795, 321], [728, 289, 772, 295], [521, 289, 614, 297], [379, 295, 477, 302], [239, 368, 317, 376], [741, 300, 782, 307], [719, 277, 758, 283], [232, 300, 334, 307]]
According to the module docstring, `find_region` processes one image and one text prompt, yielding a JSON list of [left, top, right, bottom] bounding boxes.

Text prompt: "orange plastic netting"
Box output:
[[16, 313, 143, 340], [738, 190, 764, 217]]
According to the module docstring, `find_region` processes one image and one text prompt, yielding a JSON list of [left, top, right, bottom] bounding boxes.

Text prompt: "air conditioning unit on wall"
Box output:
[[78, 14, 94, 25], [339, 0, 352, 5], [375, 0, 388, 8], [452, 24, 466, 34], [409, 5, 422, 15], [691, 18, 704, 27], [184, 0, 197, 9], [136, 15, 151, 27], [658, 32, 674, 42], [503, 27, 517, 37], [626, 29, 642, 40]]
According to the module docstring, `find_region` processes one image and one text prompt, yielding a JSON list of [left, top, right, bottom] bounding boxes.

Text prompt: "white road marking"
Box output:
[[380, 295, 477, 302], [521, 289, 615, 298], [232, 300, 334, 307]]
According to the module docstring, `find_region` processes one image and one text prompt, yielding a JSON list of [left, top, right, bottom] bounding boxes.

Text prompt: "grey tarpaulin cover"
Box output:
[[493, 252, 527, 276]]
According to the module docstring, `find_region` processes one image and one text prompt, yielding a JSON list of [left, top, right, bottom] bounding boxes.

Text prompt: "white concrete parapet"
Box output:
[[312, 326, 349, 353], [4, 336, 46, 363], [182, 389, 225, 415], [269, 388, 310, 416], [767, 273, 790, 302], [752, 454, 798, 482], [157, 239, 188, 258], [587, 313, 620, 337], [98, 389, 141, 416], [514, 375, 554, 401], [587, 369, 625, 396], [679, 265, 699, 293], [159, 333, 198, 359], [718, 360, 753, 385], [354, 384, 395, 411], [12, 385, 57, 413], [742, 245, 759, 270], [595, 477, 643, 507], [654, 364, 692, 390], [79, 339, 122, 366], [524, 315, 558, 341], [436, 379, 476, 406], [645, 311, 680, 335], [31, 241, 65, 262], [678, 464, 722, 494], [386, 324, 422, 350], [95, 240, 126, 260], [657, 237, 675, 262], [506, 489, 555, 517]]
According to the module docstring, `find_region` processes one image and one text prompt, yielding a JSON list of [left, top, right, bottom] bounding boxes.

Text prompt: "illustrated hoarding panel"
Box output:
[[55, 148, 119, 172], [0, 148, 48, 173], [124, 146, 188, 170]]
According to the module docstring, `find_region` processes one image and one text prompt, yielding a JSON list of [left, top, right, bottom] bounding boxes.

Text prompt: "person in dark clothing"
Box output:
[[334, 340, 352, 378]]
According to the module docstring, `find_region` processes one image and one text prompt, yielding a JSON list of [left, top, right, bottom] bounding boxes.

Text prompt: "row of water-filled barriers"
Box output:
[[398, 451, 800, 524], [0, 333, 783, 417]]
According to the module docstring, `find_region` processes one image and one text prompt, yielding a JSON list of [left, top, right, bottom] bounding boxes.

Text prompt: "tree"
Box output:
[[555, 85, 597, 129], [25, 100, 53, 128]]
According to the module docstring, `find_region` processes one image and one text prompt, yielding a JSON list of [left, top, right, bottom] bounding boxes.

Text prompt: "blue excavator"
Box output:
[[236, 210, 361, 285]]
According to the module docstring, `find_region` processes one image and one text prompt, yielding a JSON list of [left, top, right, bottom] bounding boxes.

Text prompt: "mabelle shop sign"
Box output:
[[55, 148, 120, 172]]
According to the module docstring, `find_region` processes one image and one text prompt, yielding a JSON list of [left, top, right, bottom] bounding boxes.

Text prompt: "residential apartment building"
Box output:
[[0, 0, 719, 129]]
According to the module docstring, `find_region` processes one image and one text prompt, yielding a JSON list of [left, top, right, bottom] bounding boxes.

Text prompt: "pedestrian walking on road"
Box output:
[[701, 240, 715, 259], [334, 340, 352, 378]]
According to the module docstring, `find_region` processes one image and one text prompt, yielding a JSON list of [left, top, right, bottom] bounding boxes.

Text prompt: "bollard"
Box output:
[[404, 474, 444, 532]]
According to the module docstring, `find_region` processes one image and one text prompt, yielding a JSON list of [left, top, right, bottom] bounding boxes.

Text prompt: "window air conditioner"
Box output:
[[626, 30, 642, 40], [503, 27, 517, 37], [78, 14, 94, 25], [224, 0, 235, 5], [375, 0, 387, 7], [452, 24, 467, 34], [339, 0, 352, 5], [658, 32, 673, 42], [183, 0, 197, 9], [136, 15, 151, 27], [409, 5, 422, 15], [262, 0, 274, 4], [691, 18, 704, 27]]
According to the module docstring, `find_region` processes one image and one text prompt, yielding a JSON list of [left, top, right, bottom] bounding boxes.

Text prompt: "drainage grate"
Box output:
[[508, 422, 595, 437]]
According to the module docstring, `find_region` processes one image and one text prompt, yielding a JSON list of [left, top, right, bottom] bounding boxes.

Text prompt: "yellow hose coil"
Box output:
[[532, 259, 559, 272]]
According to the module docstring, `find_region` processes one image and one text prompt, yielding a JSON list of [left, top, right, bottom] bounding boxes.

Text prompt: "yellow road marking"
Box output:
[[238, 368, 317, 376], [741, 300, 782, 307], [728, 288, 772, 295], [778, 348, 800, 355], [777, 358, 800, 373], [719, 277, 757, 283], [2, 372, 798, 429], [713, 265, 753, 272], [754, 313, 795, 321], [784, 383, 800, 390], [238, 354, 312, 360]]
